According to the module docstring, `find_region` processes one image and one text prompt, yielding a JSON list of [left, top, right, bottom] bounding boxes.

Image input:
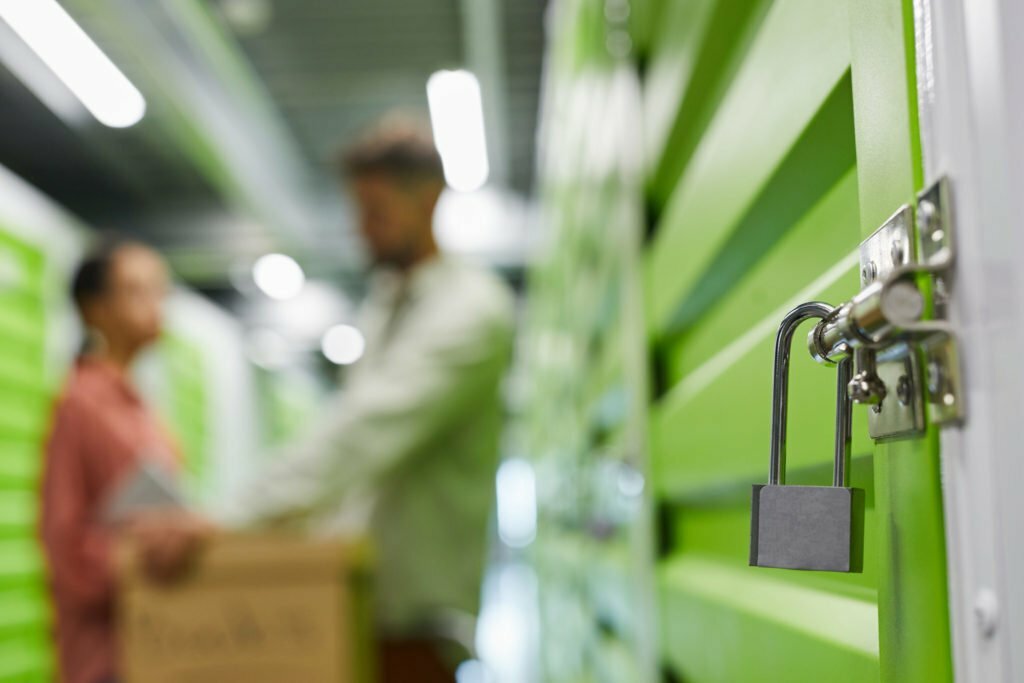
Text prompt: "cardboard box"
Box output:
[[118, 533, 375, 683]]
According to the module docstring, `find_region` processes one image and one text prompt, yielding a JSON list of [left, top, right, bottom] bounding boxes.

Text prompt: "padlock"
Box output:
[[750, 301, 863, 573]]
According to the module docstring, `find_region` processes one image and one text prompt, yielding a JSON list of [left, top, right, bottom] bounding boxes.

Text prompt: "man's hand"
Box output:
[[127, 510, 215, 584]]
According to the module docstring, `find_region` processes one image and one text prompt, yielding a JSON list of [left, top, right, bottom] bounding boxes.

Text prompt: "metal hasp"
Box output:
[[806, 177, 963, 439], [917, 178, 963, 424], [751, 302, 863, 573]]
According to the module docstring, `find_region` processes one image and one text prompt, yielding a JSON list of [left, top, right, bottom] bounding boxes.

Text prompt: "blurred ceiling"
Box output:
[[0, 0, 545, 294]]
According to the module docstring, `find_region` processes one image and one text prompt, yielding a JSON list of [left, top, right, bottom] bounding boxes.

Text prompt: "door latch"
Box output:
[[806, 177, 963, 440]]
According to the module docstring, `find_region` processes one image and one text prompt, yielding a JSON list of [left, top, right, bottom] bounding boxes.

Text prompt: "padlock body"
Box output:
[[750, 484, 860, 572]]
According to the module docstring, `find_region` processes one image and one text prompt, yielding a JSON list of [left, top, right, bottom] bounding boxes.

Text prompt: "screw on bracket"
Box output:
[[896, 375, 912, 406], [890, 240, 904, 267], [974, 588, 999, 640], [861, 260, 878, 284]]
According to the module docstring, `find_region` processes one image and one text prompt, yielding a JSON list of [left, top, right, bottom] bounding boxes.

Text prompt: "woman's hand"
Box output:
[[127, 510, 215, 584]]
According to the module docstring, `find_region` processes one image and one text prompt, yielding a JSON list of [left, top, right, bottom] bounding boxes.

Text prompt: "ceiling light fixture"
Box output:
[[427, 69, 489, 192], [0, 0, 146, 128]]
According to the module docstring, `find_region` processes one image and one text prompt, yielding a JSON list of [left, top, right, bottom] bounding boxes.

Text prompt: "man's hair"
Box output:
[[338, 113, 445, 185], [71, 234, 141, 311]]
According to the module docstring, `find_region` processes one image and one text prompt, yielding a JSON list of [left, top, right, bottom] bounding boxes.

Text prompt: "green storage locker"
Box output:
[[0, 227, 57, 681], [527, 0, 952, 680]]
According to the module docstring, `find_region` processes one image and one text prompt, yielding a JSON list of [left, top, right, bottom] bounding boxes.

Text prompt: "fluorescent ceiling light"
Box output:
[[0, 22, 87, 124], [0, 0, 146, 128], [321, 324, 366, 365], [427, 69, 489, 192], [252, 253, 305, 300]]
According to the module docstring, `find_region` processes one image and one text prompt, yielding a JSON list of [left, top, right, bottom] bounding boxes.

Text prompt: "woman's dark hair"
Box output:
[[70, 235, 139, 312]]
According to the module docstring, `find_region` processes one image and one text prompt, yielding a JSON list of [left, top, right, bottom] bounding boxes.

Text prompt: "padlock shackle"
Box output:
[[832, 355, 853, 487], [769, 301, 852, 486]]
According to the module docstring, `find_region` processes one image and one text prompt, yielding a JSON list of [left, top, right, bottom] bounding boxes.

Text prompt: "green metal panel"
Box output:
[[0, 490, 36, 532], [644, 0, 951, 680], [644, 0, 770, 208], [660, 76, 857, 340], [0, 442, 43, 487], [0, 538, 44, 586], [0, 230, 47, 379], [662, 167, 859, 385], [0, 589, 48, 631], [660, 556, 878, 682], [627, 0, 665, 60], [0, 302, 45, 356], [0, 636, 53, 682], [0, 227, 57, 681], [529, 0, 950, 680], [0, 352, 48, 396], [645, 0, 852, 333], [0, 394, 48, 441], [0, 226, 46, 291]]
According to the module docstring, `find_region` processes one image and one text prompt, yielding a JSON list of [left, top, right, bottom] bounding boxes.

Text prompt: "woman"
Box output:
[[39, 238, 191, 683]]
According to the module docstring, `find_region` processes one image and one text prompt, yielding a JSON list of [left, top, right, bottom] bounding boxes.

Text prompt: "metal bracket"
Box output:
[[858, 206, 926, 439], [809, 177, 963, 440], [916, 178, 964, 425], [859, 205, 914, 287]]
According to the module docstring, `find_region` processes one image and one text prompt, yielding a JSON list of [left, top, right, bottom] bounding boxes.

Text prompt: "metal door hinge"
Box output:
[[807, 177, 963, 440]]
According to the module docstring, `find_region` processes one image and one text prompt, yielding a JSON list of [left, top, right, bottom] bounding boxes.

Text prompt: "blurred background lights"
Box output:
[[475, 563, 540, 682], [616, 464, 645, 498], [321, 324, 365, 365], [455, 659, 494, 683], [495, 458, 537, 548], [252, 253, 305, 300], [0, 0, 146, 128], [218, 0, 273, 36], [427, 69, 489, 192], [245, 328, 292, 370]]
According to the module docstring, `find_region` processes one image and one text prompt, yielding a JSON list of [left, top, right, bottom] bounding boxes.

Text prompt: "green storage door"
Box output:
[[0, 227, 56, 681], [644, 0, 950, 681]]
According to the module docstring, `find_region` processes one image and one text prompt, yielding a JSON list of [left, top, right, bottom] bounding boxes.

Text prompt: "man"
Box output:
[[228, 116, 515, 681]]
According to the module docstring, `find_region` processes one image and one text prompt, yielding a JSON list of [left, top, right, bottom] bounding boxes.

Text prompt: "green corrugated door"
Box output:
[[644, 0, 951, 681], [0, 228, 55, 681]]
